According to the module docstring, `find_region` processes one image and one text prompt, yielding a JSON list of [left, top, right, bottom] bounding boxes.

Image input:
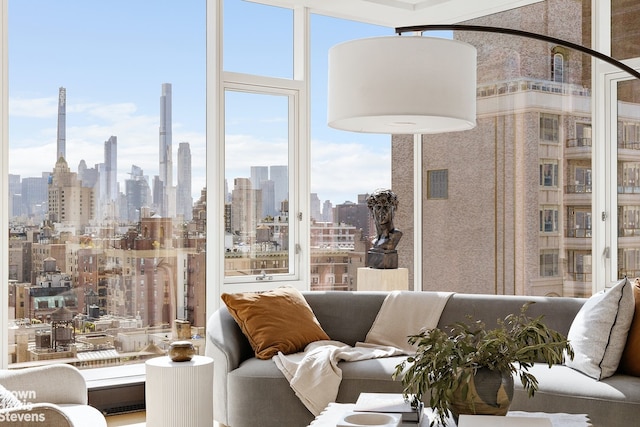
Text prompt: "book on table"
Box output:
[[353, 393, 423, 423], [458, 415, 553, 427]]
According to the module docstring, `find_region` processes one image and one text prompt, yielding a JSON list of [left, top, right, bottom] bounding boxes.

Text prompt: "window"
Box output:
[[540, 250, 559, 277], [568, 250, 592, 286], [540, 207, 559, 233], [567, 207, 592, 238], [3, 0, 639, 371], [571, 167, 592, 193], [540, 113, 560, 142], [621, 122, 640, 149], [223, 87, 296, 281], [427, 170, 448, 199], [575, 123, 592, 147], [540, 162, 558, 187], [552, 52, 565, 83], [6, 1, 206, 368]]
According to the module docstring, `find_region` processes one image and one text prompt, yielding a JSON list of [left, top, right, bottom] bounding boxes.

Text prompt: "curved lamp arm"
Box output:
[[395, 24, 640, 81]]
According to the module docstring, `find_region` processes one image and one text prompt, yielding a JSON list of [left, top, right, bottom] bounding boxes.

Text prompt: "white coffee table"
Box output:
[[308, 403, 592, 427]]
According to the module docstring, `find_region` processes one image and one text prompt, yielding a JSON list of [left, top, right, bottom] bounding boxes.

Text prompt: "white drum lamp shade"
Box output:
[[327, 36, 477, 134]]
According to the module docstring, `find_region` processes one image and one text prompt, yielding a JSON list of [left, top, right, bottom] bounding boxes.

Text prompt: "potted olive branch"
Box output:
[[392, 303, 574, 427]]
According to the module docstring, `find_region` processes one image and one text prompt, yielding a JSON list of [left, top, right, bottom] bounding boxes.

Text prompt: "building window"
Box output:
[[427, 169, 448, 199], [540, 162, 558, 187], [540, 113, 560, 142], [567, 207, 592, 238], [568, 250, 592, 283], [570, 167, 592, 193], [540, 207, 559, 232], [552, 52, 564, 83], [575, 123, 592, 147], [618, 205, 640, 237], [540, 250, 559, 277]]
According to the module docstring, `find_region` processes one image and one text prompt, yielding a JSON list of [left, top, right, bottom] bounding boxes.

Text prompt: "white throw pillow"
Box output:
[[565, 277, 635, 379]]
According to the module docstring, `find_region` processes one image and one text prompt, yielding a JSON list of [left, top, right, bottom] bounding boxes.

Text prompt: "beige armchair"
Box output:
[[0, 364, 107, 427]]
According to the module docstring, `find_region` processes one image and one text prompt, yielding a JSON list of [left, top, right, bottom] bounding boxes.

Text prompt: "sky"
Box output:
[[7, 0, 393, 206]]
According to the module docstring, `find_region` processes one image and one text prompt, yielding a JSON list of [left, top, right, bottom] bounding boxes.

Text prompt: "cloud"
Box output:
[[311, 139, 390, 204], [9, 96, 390, 206], [9, 96, 58, 118]]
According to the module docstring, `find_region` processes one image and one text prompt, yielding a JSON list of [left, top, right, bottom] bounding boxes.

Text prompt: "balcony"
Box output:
[[565, 137, 592, 159], [617, 141, 640, 161]]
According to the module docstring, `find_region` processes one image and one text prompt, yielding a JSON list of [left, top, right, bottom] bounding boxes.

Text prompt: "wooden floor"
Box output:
[[105, 412, 222, 427], [105, 411, 146, 427]]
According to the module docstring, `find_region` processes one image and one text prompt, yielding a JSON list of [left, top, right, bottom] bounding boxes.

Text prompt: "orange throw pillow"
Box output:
[[221, 286, 330, 359], [619, 280, 640, 376]]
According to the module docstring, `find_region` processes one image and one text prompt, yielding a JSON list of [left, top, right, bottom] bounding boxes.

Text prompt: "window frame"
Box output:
[[221, 72, 304, 286], [426, 169, 448, 200]]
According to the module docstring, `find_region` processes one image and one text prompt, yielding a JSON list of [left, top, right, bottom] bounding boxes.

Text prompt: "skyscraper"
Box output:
[[250, 166, 269, 190], [270, 165, 288, 212], [177, 142, 193, 221], [56, 87, 66, 161], [158, 83, 173, 216], [125, 165, 151, 222], [104, 136, 117, 203], [48, 157, 94, 229]]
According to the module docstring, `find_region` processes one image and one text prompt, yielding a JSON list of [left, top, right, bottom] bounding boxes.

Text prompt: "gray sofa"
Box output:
[[206, 291, 640, 427]]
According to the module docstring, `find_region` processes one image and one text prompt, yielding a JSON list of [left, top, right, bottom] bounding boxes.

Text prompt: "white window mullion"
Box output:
[[1, 0, 8, 369], [207, 0, 224, 313], [413, 134, 422, 291], [591, 0, 612, 293], [293, 6, 310, 291]]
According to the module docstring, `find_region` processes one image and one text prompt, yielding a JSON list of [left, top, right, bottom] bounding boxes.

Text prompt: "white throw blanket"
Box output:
[[364, 290, 454, 353], [273, 291, 454, 415]]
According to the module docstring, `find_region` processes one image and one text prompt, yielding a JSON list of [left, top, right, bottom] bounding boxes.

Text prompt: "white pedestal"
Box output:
[[145, 355, 213, 427], [357, 267, 409, 291]]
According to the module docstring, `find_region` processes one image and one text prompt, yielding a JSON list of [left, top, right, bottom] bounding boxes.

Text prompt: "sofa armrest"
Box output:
[[0, 364, 88, 405], [206, 306, 253, 370], [0, 403, 73, 426], [206, 306, 253, 426]]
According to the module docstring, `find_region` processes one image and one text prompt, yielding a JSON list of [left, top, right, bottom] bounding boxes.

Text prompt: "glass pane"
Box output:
[[616, 79, 640, 279], [309, 14, 391, 291], [612, 0, 640, 60], [223, 0, 293, 78], [224, 90, 291, 278], [397, 1, 595, 297], [8, 1, 206, 368]]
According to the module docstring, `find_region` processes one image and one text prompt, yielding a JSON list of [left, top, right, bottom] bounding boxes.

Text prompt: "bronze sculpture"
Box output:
[[366, 189, 402, 269]]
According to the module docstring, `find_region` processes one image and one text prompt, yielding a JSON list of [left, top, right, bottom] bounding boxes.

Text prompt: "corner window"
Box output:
[[7, 1, 206, 368]]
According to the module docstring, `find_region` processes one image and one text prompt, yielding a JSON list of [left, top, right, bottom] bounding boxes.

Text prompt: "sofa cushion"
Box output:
[[619, 279, 640, 376], [221, 286, 330, 359], [565, 277, 635, 379], [227, 355, 407, 427], [512, 363, 640, 427]]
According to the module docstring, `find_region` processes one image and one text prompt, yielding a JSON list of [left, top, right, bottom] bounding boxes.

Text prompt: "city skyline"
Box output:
[[7, 0, 392, 208]]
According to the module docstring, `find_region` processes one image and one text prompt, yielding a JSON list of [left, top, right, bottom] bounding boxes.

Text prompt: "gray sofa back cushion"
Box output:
[[304, 292, 586, 349], [303, 292, 387, 345], [437, 293, 586, 337]]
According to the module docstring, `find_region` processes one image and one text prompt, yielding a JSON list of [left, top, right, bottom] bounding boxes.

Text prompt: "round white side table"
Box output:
[[145, 355, 214, 427]]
